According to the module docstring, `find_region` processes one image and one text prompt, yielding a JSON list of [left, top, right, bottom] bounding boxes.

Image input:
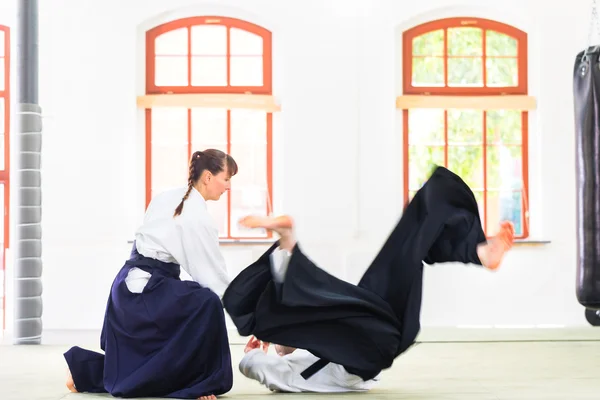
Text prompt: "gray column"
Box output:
[[13, 0, 42, 345]]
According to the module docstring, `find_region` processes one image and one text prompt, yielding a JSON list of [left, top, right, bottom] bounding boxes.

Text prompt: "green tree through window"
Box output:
[[403, 18, 529, 238]]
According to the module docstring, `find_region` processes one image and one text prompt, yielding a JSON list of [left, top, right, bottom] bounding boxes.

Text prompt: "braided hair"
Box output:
[[173, 149, 238, 217]]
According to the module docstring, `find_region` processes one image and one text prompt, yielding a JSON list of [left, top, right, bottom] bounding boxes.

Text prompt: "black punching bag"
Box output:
[[574, 46, 600, 312]]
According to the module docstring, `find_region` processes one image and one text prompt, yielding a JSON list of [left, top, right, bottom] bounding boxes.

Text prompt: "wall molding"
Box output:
[[2, 327, 598, 347]]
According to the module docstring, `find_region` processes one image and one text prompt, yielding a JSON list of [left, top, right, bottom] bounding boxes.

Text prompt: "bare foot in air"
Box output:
[[198, 396, 216, 400], [66, 370, 77, 393], [239, 215, 293, 231], [477, 221, 515, 271], [239, 215, 296, 251]]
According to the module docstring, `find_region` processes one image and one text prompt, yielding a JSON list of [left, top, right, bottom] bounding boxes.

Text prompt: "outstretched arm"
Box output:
[[179, 222, 230, 298]]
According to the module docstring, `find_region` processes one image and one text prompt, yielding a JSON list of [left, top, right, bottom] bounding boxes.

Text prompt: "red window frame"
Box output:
[[402, 17, 529, 238], [145, 16, 273, 240], [0, 25, 10, 330]]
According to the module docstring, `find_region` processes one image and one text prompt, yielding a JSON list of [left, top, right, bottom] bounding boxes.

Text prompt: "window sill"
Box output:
[[129, 239, 550, 246], [128, 239, 276, 246], [219, 239, 276, 246], [513, 239, 551, 246]]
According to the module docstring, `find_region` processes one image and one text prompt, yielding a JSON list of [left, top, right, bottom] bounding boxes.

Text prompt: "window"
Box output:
[[401, 17, 529, 238], [145, 17, 273, 240], [0, 25, 9, 330]]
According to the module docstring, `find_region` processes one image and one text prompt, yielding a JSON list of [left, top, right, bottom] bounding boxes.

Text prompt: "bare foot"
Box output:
[[477, 221, 515, 271], [66, 370, 78, 393], [239, 215, 293, 232], [239, 215, 296, 251], [198, 396, 216, 400]]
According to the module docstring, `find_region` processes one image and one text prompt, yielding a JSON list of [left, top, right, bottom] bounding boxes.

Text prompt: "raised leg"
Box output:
[[476, 221, 515, 270], [239, 215, 296, 251], [360, 167, 514, 296], [355, 167, 514, 352]]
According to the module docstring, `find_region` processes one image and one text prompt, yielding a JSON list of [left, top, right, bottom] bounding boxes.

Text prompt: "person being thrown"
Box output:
[[223, 166, 515, 393]]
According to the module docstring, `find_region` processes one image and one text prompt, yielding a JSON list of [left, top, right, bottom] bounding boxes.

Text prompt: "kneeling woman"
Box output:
[[64, 149, 238, 400]]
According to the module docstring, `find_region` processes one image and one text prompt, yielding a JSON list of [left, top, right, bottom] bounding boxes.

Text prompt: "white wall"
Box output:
[[0, 0, 594, 334], [0, 0, 16, 334]]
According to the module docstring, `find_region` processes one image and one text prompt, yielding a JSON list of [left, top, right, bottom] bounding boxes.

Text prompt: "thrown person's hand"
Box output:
[[275, 344, 297, 356], [244, 336, 270, 353]]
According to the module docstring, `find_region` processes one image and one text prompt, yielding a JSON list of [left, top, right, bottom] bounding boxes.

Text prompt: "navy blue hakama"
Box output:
[[64, 249, 233, 398]]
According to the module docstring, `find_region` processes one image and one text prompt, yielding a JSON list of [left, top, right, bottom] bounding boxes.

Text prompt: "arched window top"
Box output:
[[147, 16, 271, 40], [403, 17, 527, 95], [146, 16, 272, 94]]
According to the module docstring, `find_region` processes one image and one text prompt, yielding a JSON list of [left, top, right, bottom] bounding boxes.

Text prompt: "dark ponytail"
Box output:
[[173, 149, 238, 217]]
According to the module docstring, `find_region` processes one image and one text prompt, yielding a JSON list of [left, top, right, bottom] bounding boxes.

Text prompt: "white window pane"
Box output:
[[230, 142, 267, 187], [0, 269, 3, 325], [230, 56, 263, 86], [230, 28, 263, 56], [231, 110, 266, 144], [0, 31, 4, 57], [230, 188, 269, 238], [0, 98, 4, 134], [0, 60, 4, 91], [151, 108, 188, 144], [191, 56, 227, 86], [155, 56, 188, 86], [230, 121, 270, 237], [151, 108, 188, 190], [155, 28, 188, 56], [191, 25, 227, 55], [0, 184, 4, 244], [206, 191, 228, 237], [408, 109, 445, 145], [0, 134, 5, 170], [191, 108, 227, 148], [0, 99, 5, 170]]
